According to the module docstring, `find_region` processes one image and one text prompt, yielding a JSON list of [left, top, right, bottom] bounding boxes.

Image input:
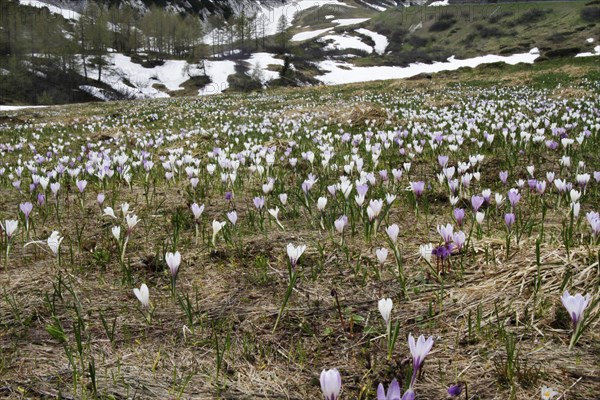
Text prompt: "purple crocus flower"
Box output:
[[320, 369, 341, 400], [356, 184, 369, 197], [410, 181, 425, 198], [505, 213, 515, 231], [377, 379, 401, 400], [225, 191, 233, 201], [508, 189, 520, 208], [253, 196, 265, 210], [19, 202, 33, 221], [561, 290, 590, 327], [499, 171, 508, 184], [37, 193, 46, 206], [448, 383, 463, 397], [408, 333, 434, 375], [471, 195, 484, 212], [438, 155, 449, 167], [453, 208, 465, 227]]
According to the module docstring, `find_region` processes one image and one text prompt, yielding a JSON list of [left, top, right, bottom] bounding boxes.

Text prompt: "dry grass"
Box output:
[[1, 68, 599, 400]]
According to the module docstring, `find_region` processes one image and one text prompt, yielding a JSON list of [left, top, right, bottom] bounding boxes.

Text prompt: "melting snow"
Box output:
[[19, 0, 80, 20], [332, 18, 370, 27], [321, 34, 373, 53], [292, 28, 335, 41], [0, 105, 48, 111], [429, 0, 449, 6], [315, 48, 541, 85], [575, 45, 600, 58], [355, 28, 388, 55]]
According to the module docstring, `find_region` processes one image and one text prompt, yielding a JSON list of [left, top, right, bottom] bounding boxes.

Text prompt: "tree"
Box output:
[[275, 14, 290, 53]]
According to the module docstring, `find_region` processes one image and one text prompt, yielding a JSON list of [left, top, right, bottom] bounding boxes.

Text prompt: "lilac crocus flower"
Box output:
[[19, 202, 33, 221], [437, 223, 454, 244], [253, 196, 265, 210], [453, 208, 465, 227], [561, 290, 590, 327], [508, 189, 520, 208], [499, 171, 508, 184], [408, 333, 434, 375], [377, 379, 401, 400], [410, 181, 425, 198], [320, 369, 341, 400], [471, 195, 484, 212], [438, 155, 449, 167], [97, 193, 105, 206], [76, 179, 87, 193], [505, 213, 515, 231]]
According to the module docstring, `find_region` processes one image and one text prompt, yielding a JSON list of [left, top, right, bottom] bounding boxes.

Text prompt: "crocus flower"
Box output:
[[287, 243, 306, 267], [376, 248, 388, 265], [317, 197, 328, 211], [76, 179, 87, 193], [471, 195, 484, 212], [386, 224, 399, 244], [453, 208, 465, 227], [505, 213, 515, 231], [47, 231, 63, 255], [191, 203, 205, 220], [541, 386, 558, 400], [133, 283, 150, 307], [475, 211, 485, 225], [166, 251, 181, 279], [499, 171, 508, 184], [320, 369, 341, 400], [20, 202, 33, 221], [334, 216, 348, 234], [447, 383, 463, 397], [378, 298, 393, 325], [420, 243, 433, 263], [408, 333, 434, 373], [111, 226, 121, 241], [437, 224, 454, 244], [410, 181, 425, 198], [508, 189, 520, 208], [377, 379, 401, 400], [279, 193, 288, 205], [2, 220, 18, 240], [227, 211, 238, 225], [561, 290, 590, 327], [211, 220, 226, 246], [97, 193, 105, 206], [125, 214, 139, 233], [103, 207, 117, 219], [253, 196, 265, 210]]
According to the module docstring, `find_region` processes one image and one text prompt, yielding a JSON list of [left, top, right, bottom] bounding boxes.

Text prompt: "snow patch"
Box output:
[[355, 28, 388, 55], [0, 105, 47, 111], [19, 0, 80, 20], [199, 60, 236, 95], [429, 0, 449, 6], [320, 34, 373, 53], [315, 48, 541, 85], [575, 45, 600, 58], [291, 28, 334, 42], [332, 18, 370, 27]]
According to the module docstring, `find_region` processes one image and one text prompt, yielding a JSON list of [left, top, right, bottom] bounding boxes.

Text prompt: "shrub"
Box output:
[[580, 6, 600, 22], [516, 9, 551, 24], [429, 17, 456, 32]]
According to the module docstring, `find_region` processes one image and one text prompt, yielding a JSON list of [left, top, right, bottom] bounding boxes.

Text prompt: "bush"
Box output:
[[516, 9, 551, 24], [475, 24, 505, 39], [580, 6, 600, 22], [429, 18, 456, 32], [408, 36, 429, 48]]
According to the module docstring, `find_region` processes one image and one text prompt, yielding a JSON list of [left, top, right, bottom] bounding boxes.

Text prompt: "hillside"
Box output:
[[0, 56, 599, 399], [0, 0, 598, 106]]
